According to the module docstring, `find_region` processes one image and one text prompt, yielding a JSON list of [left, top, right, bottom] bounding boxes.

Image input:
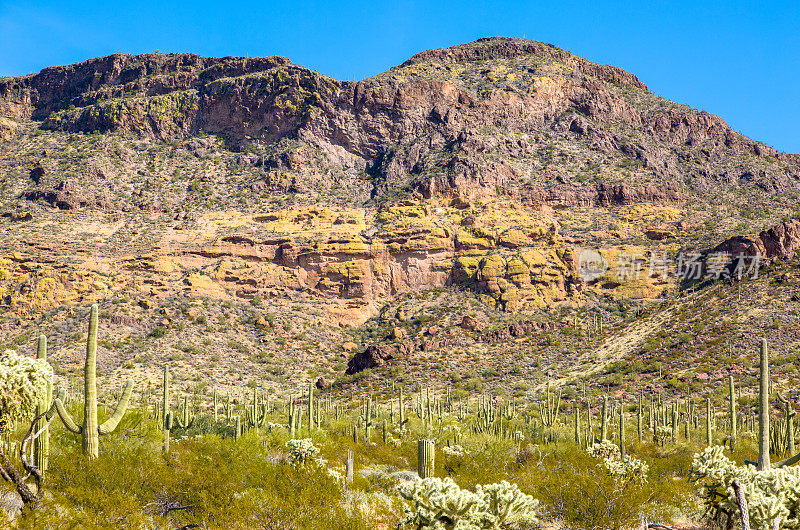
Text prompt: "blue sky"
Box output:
[[1, 1, 798, 153]]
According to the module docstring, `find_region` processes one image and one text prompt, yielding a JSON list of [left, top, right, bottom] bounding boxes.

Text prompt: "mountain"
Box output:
[[1, 37, 798, 397]]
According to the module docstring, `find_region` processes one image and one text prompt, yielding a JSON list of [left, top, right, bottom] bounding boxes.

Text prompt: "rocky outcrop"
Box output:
[[520, 183, 685, 209], [345, 342, 415, 374], [21, 179, 114, 210], [711, 219, 800, 264], [480, 320, 558, 343]]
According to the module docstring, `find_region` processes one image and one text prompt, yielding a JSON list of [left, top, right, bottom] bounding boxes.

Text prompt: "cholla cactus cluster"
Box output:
[[285, 438, 325, 468], [587, 439, 620, 460], [385, 432, 402, 447], [0, 350, 53, 432], [399, 476, 540, 529], [690, 445, 800, 528], [654, 425, 672, 445], [442, 444, 465, 457], [602, 455, 649, 484], [588, 438, 648, 484]]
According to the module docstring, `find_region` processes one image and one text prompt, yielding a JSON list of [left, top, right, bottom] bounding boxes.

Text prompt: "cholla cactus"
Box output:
[[285, 438, 321, 468], [654, 425, 672, 446], [0, 349, 54, 506], [588, 439, 620, 460], [0, 350, 53, 432], [689, 445, 800, 528], [442, 444, 465, 457], [602, 455, 649, 484], [399, 477, 540, 529], [474, 481, 540, 528]]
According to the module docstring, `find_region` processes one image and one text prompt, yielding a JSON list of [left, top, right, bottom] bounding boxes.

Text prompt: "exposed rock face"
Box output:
[[3, 37, 796, 205], [345, 342, 415, 374], [480, 320, 558, 343], [712, 219, 800, 264], [460, 315, 483, 332], [1, 37, 798, 342]]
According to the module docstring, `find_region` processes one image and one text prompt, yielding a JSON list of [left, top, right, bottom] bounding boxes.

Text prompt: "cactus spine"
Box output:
[[758, 338, 770, 470], [34, 335, 51, 472], [417, 439, 434, 478], [53, 305, 134, 458]]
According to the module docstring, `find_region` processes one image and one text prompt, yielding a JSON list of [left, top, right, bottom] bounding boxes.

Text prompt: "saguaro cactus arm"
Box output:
[[98, 379, 134, 435], [53, 395, 82, 434], [45, 388, 65, 421]]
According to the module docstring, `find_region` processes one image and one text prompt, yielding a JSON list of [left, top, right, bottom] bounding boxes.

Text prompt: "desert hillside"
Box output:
[[1, 36, 799, 401]]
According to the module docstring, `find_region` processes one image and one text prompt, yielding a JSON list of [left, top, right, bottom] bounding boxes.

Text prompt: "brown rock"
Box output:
[[709, 219, 800, 275], [460, 315, 483, 332], [29, 166, 45, 184], [1, 212, 32, 222], [315, 377, 328, 390], [345, 341, 415, 374], [345, 345, 394, 374]]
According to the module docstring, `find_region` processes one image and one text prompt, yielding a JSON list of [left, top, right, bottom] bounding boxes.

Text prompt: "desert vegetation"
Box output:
[[0, 305, 797, 529]]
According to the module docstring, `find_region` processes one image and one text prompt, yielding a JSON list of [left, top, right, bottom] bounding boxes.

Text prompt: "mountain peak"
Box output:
[[398, 37, 647, 90]]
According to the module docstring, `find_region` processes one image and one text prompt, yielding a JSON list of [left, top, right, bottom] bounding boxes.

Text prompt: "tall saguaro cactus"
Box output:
[[307, 382, 314, 433], [619, 404, 626, 458], [34, 335, 52, 472], [53, 305, 135, 458], [729, 375, 737, 452], [600, 396, 609, 442], [162, 365, 170, 452], [758, 338, 770, 471]]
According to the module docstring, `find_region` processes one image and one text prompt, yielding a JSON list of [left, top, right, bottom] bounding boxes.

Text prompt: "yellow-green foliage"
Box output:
[[23, 410, 376, 529]]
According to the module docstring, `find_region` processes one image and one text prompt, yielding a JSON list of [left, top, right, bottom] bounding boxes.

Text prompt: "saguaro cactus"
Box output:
[[417, 439, 434, 479], [758, 338, 770, 470], [778, 392, 795, 456], [162, 365, 170, 452], [307, 382, 314, 433], [53, 305, 134, 458], [34, 334, 52, 472], [600, 396, 609, 441], [729, 375, 737, 452], [619, 405, 626, 458], [213, 388, 218, 423], [163, 411, 173, 452]]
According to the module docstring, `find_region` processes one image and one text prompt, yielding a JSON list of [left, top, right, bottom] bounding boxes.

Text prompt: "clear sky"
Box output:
[[1, 1, 798, 153]]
